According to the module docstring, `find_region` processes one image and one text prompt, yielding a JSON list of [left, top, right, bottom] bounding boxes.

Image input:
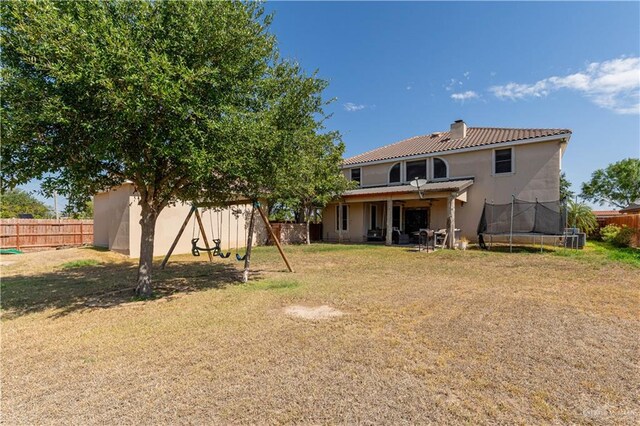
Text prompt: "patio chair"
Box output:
[[434, 229, 448, 249], [392, 227, 410, 245], [418, 229, 435, 252]]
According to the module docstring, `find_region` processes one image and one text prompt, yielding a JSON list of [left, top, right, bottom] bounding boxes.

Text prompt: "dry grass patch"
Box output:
[[1, 243, 638, 424]]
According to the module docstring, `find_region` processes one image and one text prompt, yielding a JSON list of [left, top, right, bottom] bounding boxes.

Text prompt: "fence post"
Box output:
[[80, 222, 84, 245], [16, 222, 20, 250]]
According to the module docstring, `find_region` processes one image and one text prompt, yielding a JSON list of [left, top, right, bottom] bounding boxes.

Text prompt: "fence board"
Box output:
[[597, 214, 640, 230], [1, 219, 93, 250]]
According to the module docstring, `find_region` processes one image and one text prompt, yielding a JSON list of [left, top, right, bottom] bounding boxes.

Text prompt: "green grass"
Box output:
[[244, 278, 301, 292], [296, 243, 382, 253], [61, 259, 101, 269], [591, 241, 640, 267], [552, 241, 640, 267]]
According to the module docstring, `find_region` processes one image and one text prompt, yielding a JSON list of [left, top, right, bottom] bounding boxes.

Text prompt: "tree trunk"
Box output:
[[135, 205, 158, 297], [242, 204, 256, 283], [306, 219, 311, 245]]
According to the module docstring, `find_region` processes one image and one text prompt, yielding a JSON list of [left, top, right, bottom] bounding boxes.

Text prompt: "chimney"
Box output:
[[450, 119, 467, 139]]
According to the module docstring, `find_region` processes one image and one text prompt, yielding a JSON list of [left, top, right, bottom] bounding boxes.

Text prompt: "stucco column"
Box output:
[[386, 198, 393, 245], [447, 194, 456, 249], [338, 202, 343, 243]]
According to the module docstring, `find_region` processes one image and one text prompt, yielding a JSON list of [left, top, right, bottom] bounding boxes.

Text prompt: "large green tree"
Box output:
[[0, 189, 53, 218], [581, 158, 640, 209], [269, 130, 352, 244], [1, 0, 336, 295]]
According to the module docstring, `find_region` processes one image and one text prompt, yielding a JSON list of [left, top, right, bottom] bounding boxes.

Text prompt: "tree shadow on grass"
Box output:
[[1, 260, 262, 319]]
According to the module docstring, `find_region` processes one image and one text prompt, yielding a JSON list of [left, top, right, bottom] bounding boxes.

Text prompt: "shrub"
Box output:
[[600, 224, 621, 243], [612, 226, 635, 248]]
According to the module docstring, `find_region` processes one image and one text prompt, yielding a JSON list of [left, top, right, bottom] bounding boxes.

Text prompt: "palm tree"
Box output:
[[567, 200, 598, 234]]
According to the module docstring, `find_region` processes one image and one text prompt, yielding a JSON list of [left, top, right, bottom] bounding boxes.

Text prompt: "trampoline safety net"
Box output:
[[477, 198, 567, 236]]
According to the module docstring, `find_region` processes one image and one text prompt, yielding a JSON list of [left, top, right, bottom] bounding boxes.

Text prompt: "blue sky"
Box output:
[[266, 0, 640, 205], [21, 1, 640, 210]]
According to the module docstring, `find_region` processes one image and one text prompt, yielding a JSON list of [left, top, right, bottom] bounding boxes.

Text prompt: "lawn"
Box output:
[[1, 243, 638, 424]]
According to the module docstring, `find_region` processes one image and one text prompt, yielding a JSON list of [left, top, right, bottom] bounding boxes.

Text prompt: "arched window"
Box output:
[[433, 158, 448, 179], [389, 163, 401, 184]]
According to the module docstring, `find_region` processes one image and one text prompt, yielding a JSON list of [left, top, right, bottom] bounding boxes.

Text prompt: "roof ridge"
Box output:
[[344, 126, 572, 165], [470, 126, 571, 131]]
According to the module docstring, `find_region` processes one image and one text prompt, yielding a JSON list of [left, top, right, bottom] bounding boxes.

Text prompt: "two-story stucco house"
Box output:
[[323, 120, 571, 247]]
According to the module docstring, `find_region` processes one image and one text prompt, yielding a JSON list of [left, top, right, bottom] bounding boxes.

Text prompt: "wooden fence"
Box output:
[[596, 213, 640, 230], [0, 219, 93, 250]]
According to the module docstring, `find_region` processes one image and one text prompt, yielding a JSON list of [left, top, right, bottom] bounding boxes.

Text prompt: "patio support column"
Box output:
[[338, 202, 343, 243], [386, 198, 393, 245], [447, 193, 456, 249]]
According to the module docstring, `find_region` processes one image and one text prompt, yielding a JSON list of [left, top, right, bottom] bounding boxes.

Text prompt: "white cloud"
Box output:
[[343, 102, 366, 112], [445, 78, 464, 91], [463, 71, 470, 79], [451, 91, 479, 101], [406, 85, 412, 91], [490, 57, 640, 114]]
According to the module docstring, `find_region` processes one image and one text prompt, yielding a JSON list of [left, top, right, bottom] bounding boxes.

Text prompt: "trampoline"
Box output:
[[477, 196, 573, 252]]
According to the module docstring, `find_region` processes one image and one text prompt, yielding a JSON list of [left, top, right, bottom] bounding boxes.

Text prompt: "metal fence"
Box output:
[[0, 219, 93, 250]]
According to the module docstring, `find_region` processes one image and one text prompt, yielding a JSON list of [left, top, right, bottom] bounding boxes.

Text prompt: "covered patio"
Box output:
[[332, 179, 473, 248]]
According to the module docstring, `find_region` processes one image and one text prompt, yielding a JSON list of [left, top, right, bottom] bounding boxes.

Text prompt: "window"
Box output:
[[406, 160, 427, 182], [433, 158, 448, 179], [494, 148, 513, 174], [350, 168, 361, 185], [392, 205, 401, 229], [336, 204, 348, 231], [389, 163, 401, 184], [370, 205, 377, 230]]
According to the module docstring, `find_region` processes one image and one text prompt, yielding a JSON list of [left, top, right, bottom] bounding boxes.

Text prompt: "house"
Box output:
[[323, 120, 572, 247], [94, 182, 267, 258], [620, 200, 640, 214]]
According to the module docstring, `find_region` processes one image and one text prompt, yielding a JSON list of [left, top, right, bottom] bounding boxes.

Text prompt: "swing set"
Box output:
[[160, 200, 293, 276]]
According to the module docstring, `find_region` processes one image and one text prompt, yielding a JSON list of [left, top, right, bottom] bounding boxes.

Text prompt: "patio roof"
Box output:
[[342, 179, 474, 198]]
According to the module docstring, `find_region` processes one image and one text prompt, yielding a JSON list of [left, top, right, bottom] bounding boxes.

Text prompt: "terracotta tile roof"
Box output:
[[592, 210, 621, 217], [342, 179, 474, 198], [343, 127, 572, 166]]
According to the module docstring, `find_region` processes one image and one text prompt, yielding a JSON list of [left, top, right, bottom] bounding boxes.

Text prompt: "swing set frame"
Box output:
[[160, 199, 294, 276]]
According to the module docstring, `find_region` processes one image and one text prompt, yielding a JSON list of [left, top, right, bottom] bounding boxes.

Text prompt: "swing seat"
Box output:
[[236, 253, 247, 261], [191, 238, 201, 257], [219, 251, 231, 259], [191, 237, 222, 256]]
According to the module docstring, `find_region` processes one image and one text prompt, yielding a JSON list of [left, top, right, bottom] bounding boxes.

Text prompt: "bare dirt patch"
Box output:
[[283, 304, 345, 320]]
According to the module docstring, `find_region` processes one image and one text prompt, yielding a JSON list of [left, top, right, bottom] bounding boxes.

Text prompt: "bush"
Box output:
[[600, 224, 621, 243], [612, 226, 635, 248], [600, 224, 637, 248]]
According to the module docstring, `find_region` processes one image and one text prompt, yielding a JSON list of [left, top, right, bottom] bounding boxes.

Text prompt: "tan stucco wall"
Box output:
[[95, 184, 268, 258], [323, 202, 366, 242], [128, 200, 267, 258], [329, 140, 564, 243], [93, 185, 134, 255]]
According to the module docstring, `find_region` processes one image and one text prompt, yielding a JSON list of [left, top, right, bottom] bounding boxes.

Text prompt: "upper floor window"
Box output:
[[494, 148, 513, 174], [350, 168, 361, 185], [433, 158, 448, 180], [389, 163, 401, 184], [406, 160, 427, 182]]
